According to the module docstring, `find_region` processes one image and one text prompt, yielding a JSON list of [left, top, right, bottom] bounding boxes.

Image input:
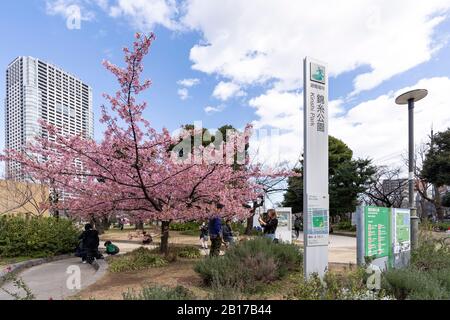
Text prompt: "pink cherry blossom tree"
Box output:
[[2, 33, 291, 254]]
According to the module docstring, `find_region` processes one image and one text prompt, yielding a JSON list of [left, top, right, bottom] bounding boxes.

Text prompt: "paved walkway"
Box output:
[[0, 241, 151, 300], [294, 232, 357, 264], [0, 257, 107, 300]]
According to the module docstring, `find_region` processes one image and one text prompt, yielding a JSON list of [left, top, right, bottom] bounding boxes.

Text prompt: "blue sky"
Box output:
[[2, 0, 450, 178]]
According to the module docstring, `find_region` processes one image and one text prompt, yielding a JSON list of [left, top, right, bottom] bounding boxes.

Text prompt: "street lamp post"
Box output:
[[395, 89, 428, 250]]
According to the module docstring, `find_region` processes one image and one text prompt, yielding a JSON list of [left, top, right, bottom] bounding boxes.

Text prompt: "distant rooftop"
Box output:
[[8, 56, 90, 87]]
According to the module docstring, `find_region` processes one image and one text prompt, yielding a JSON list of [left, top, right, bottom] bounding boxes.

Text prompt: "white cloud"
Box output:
[[248, 77, 450, 170], [331, 77, 450, 164], [212, 81, 245, 101], [177, 88, 189, 100], [182, 0, 450, 94], [177, 78, 200, 87], [204, 105, 225, 114], [109, 0, 179, 31], [46, 0, 179, 30]]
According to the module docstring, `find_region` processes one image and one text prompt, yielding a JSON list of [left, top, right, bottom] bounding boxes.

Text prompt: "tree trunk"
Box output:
[[135, 220, 144, 230], [101, 218, 111, 232], [160, 220, 170, 255], [435, 190, 444, 221], [245, 215, 254, 235]]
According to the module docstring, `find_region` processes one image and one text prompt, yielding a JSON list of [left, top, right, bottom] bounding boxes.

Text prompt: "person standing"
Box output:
[[294, 214, 302, 239], [118, 218, 124, 231], [259, 209, 278, 241], [222, 219, 235, 248], [208, 203, 224, 257], [199, 222, 209, 249]]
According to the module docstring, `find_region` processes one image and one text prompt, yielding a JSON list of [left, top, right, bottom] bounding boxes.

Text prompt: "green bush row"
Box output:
[[0, 215, 79, 258], [381, 235, 450, 300], [335, 220, 356, 232], [169, 221, 201, 232], [195, 237, 302, 293]]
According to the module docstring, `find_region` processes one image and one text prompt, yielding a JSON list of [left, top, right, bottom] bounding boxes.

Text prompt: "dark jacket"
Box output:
[[208, 217, 222, 238], [263, 218, 278, 235], [79, 230, 100, 250], [222, 224, 233, 241], [200, 225, 209, 238]]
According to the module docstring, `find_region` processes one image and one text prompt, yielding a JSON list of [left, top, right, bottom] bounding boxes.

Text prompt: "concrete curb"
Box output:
[[0, 254, 74, 285]]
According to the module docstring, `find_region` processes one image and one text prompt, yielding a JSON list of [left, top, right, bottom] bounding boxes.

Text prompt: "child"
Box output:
[[199, 222, 209, 249], [104, 241, 120, 255]]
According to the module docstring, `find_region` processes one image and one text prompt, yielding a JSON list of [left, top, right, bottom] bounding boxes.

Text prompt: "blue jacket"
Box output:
[[208, 217, 222, 237]]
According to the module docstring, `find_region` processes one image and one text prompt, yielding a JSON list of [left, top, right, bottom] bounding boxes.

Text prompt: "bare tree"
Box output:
[[0, 178, 50, 217], [409, 137, 444, 220], [363, 166, 408, 208], [244, 162, 294, 234]]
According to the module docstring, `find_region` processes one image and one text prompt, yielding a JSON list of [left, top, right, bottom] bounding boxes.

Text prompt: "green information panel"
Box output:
[[313, 216, 325, 228], [364, 206, 391, 258], [396, 210, 410, 243]]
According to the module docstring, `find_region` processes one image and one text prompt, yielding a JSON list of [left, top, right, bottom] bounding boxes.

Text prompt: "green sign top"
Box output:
[[364, 206, 391, 259]]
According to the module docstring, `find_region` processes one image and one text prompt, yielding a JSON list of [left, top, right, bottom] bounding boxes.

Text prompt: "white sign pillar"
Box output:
[[303, 57, 329, 278]]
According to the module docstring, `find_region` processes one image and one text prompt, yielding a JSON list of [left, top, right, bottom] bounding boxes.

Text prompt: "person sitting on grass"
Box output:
[[104, 241, 120, 255], [142, 231, 153, 245]]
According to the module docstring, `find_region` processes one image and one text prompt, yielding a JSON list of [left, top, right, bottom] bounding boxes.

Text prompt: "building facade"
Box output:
[[5, 56, 93, 179]]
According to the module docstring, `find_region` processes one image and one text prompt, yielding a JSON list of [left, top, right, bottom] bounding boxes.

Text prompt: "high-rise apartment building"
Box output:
[[5, 56, 94, 179]]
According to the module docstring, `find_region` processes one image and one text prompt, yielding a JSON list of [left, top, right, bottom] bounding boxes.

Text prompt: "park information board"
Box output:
[[357, 206, 411, 270], [392, 208, 411, 254], [306, 194, 329, 246], [303, 56, 329, 278], [364, 206, 391, 258]]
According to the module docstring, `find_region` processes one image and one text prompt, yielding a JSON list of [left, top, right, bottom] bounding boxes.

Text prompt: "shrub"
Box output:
[[411, 236, 450, 271], [286, 268, 389, 300], [0, 216, 79, 258], [150, 245, 201, 259], [109, 247, 167, 272], [382, 267, 449, 300], [335, 220, 356, 232], [176, 246, 202, 259], [433, 222, 450, 232], [195, 237, 302, 293], [169, 221, 200, 232], [123, 285, 194, 300], [208, 273, 246, 300]]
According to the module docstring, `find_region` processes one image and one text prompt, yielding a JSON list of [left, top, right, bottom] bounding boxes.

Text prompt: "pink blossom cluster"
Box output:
[[2, 33, 292, 223]]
